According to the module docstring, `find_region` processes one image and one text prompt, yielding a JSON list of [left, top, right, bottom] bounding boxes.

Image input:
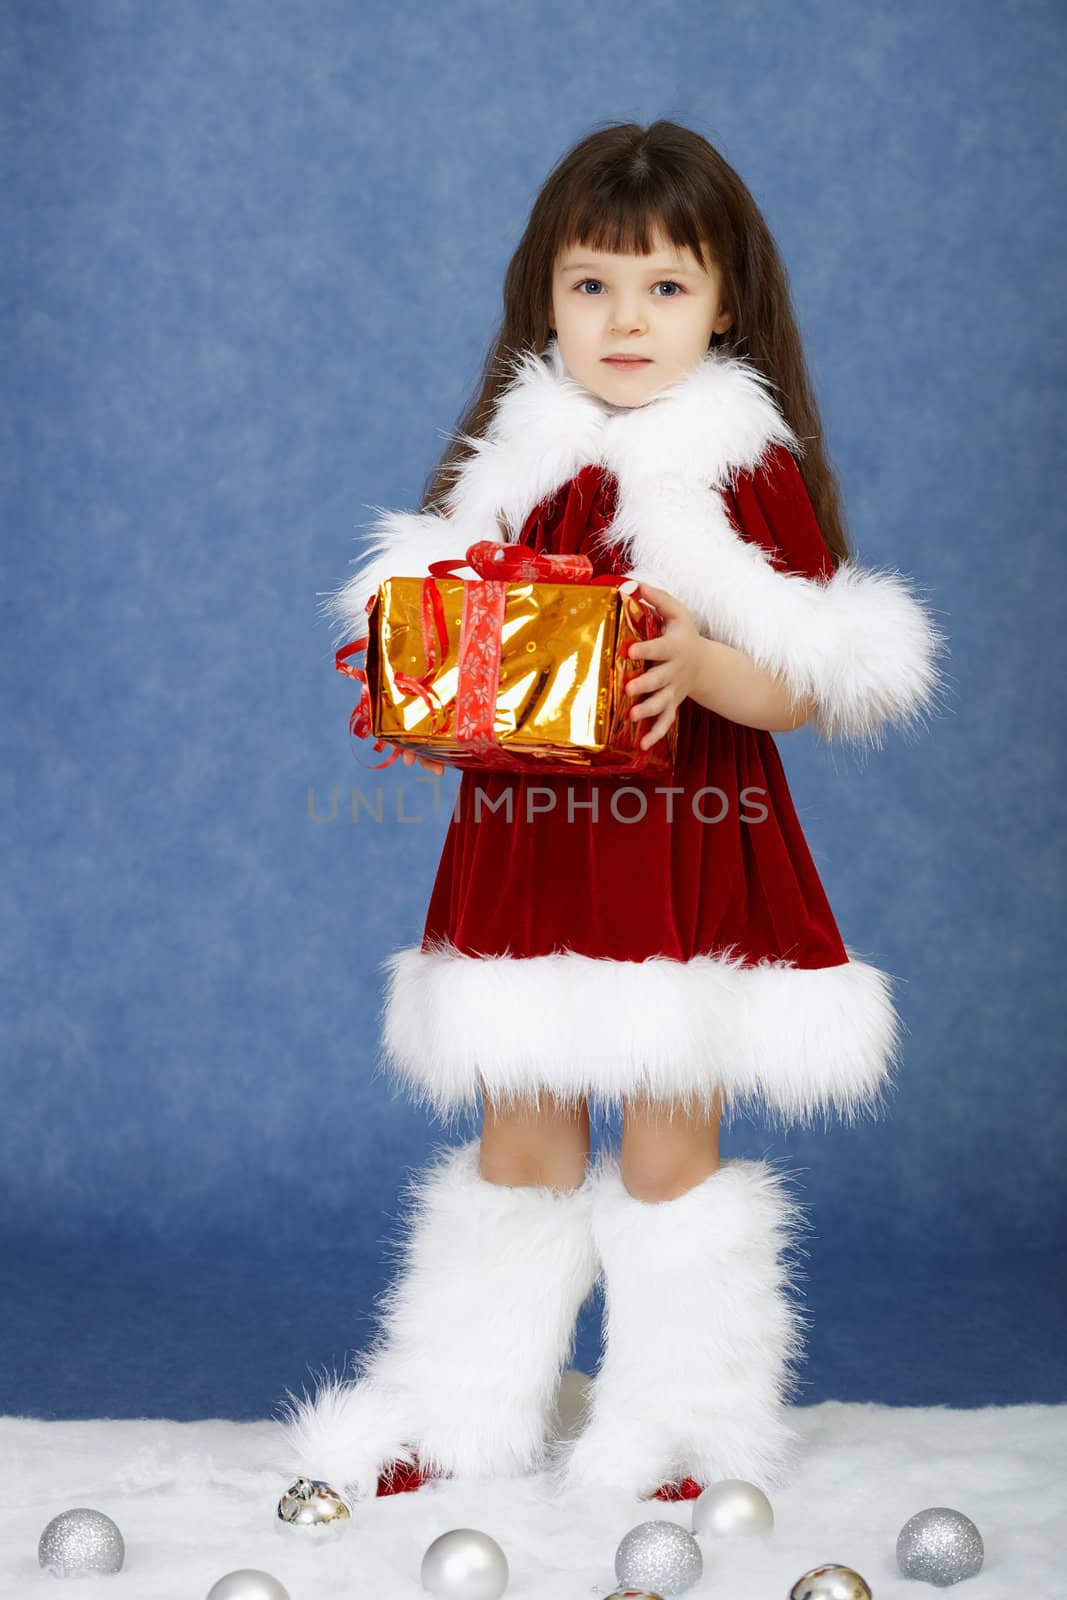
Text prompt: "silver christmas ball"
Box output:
[[550, 1366, 593, 1441], [789, 1564, 872, 1599], [206, 1571, 291, 1600], [615, 1520, 703, 1597], [896, 1506, 984, 1586], [421, 1527, 509, 1600], [691, 1479, 774, 1539], [38, 1508, 125, 1576], [275, 1476, 351, 1538]]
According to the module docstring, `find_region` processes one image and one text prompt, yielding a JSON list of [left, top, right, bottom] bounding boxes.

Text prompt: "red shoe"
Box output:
[[376, 1455, 444, 1496], [650, 1477, 705, 1501]]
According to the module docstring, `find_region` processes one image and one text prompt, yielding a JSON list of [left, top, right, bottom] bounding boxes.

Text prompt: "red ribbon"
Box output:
[[335, 619, 401, 768], [335, 540, 655, 768]]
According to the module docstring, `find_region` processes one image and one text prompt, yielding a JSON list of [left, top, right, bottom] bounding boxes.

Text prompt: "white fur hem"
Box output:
[[378, 941, 901, 1132]]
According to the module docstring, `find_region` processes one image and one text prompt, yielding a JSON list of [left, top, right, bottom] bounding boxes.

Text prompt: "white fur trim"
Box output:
[[272, 1368, 419, 1502], [271, 1139, 600, 1500], [548, 1152, 811, 1498], [324, 340, 947, 745], [317, 507, 504, 650], [610, 472, 949, 749], [378, 941, 900, 1133], [442, 339, 799, 537]]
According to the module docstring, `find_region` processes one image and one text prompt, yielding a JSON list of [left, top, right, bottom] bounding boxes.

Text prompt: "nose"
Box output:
[[609, 291, 647, 335]]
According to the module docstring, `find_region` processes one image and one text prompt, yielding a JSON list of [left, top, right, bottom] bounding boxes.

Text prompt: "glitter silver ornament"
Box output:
[[788, 1565, 872, 1599], [275, 1476, 351, 1538], [421, 1527, 509, 1600], [896, 1506, 984, 1587], [691, 1478, 774, 1539], [206, 1571, 291, 1600], [615, 1520, 703, 1597], [38, 1508, 125, 1576]]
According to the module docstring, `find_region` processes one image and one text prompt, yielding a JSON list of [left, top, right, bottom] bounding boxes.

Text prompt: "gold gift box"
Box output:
[[363, 573, 678, 776]]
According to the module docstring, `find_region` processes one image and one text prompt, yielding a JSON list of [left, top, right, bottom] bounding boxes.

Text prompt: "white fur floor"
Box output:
[[4, 1402, 1064, 1599]]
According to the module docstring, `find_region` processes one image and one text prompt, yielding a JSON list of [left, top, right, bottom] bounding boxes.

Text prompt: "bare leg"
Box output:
[[478, 1077, 591, 1192], [619, 1087, 723, 1201]]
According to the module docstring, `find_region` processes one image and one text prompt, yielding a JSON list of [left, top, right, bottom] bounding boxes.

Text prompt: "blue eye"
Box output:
[[575, 278, 685, 297]]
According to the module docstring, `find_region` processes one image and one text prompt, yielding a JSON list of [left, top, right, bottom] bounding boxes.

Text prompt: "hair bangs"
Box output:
[[555, 188, 715, 276]]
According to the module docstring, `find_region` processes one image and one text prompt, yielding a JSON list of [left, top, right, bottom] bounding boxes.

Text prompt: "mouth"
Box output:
[[602, 356, 652, 368]]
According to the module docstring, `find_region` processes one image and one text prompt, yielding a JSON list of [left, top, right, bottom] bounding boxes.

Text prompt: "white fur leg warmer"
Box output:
[[272, 1140, 600, 1501], [549, 1152, 812, 1500]]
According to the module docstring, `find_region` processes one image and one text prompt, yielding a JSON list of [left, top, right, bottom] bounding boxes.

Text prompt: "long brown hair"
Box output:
[[419, 119, 852, 566]]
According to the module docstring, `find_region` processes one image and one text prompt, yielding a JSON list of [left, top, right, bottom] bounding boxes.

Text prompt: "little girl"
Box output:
[[276, 119, 946, 1508]]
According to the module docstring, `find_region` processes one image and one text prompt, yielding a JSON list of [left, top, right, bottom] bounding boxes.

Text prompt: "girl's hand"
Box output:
[[625, 583, 706, 749], [388, 741, 447, 775]]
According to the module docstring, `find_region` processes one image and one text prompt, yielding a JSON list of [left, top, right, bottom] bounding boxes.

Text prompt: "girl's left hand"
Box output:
[[625, 583, 705, 749], [389, 741, 447, 775]]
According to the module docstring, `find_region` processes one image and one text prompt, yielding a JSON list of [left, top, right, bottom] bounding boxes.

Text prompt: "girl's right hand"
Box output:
[[389, 742, 447, 775]]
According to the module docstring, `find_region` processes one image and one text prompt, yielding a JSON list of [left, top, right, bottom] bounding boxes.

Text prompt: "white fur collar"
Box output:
[[445, 339, 799, 537]]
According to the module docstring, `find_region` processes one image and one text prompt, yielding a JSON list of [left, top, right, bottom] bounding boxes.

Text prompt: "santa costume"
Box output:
[[274, 339, 945, 1505]]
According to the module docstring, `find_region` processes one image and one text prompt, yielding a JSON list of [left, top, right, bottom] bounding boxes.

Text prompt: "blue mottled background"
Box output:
[[3, 0, 1064, 1421]]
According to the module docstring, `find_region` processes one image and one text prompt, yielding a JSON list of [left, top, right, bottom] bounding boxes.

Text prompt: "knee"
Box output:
[[478, 1088, 590, 1191], [478, 1155, 588, 1192], [619, 1157, 720, 1204], [477, 1143, 589, 1193], [618, 1090, 723, 1202]]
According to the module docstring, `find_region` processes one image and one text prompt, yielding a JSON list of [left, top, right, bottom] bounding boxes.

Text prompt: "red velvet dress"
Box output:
[[420, 445, 849, 973]]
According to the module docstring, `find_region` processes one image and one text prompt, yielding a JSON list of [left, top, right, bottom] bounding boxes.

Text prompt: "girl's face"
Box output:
[[549, 225, 732, 409]]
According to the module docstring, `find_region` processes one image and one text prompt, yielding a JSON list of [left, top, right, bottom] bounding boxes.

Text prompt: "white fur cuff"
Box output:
[[318, 509, 489, 649], [614, 473, 949, 751]]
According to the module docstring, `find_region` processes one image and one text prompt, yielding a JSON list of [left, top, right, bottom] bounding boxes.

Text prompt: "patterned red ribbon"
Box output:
[[335, 540, 648, 767]]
